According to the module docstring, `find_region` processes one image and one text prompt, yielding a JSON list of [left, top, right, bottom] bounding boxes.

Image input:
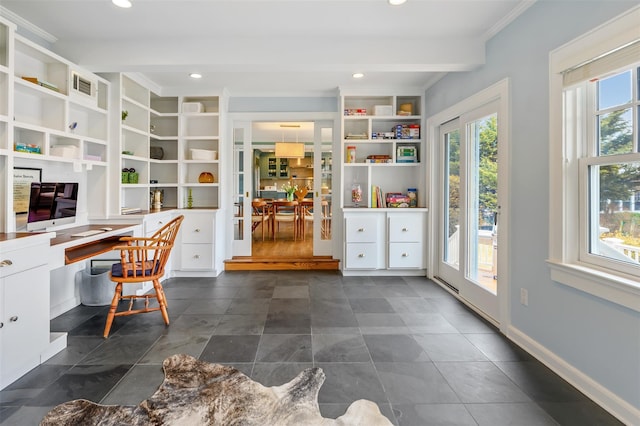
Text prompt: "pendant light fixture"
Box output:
[[275, 124, 305, 158]]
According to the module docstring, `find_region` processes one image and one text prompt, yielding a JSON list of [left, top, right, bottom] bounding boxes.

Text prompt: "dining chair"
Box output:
[[300, 198, 314, 240], [251, 199, 271, 241], [272, 199, 298, 241], [103, 215, 184, 338], [321, 200, 332, 239]]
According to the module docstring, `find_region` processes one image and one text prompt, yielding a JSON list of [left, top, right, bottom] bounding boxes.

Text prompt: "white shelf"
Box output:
[[340, 92, 425, 210]]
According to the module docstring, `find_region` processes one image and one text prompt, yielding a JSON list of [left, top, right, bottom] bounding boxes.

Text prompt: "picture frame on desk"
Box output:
[[13, 167, 42, 214]]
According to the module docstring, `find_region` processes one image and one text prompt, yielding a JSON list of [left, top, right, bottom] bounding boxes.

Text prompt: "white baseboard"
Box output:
[[507, 325, 639, 425]]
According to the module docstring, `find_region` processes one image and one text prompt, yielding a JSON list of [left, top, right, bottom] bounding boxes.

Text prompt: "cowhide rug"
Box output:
[[40, 354, 393, 425]]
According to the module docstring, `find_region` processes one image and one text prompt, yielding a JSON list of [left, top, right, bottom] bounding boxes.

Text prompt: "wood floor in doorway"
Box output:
[[224, 223, 339, 271]]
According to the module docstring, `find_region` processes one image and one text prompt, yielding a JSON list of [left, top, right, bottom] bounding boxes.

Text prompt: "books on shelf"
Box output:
[[370, 186, 386, 208], [366, 155, 392, 164]]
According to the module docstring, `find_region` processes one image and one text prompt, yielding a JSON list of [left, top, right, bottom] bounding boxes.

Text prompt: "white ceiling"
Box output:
[[1, 0, 534, 96]]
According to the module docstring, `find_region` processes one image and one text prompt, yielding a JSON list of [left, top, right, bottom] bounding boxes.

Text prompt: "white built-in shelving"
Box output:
[[105, 73, 221, 213], [340, 93, 425, 209], [0, 15, 111, 231]]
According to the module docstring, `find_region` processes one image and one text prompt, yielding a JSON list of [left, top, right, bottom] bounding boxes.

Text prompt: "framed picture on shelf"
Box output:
[[13, 167, 41, 214]]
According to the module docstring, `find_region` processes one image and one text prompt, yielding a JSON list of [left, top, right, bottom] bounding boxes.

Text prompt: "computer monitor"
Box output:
[[27, 182, 79, 231]]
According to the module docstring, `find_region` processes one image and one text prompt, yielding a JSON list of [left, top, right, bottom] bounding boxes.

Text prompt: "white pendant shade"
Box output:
[[275, 142, 305, 158]]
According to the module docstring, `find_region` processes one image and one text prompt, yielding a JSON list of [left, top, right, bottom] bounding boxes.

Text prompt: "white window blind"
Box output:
[[562, 40, 640, 86]]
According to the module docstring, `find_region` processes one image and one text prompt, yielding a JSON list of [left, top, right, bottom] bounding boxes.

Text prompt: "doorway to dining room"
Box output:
[[229, 118, 336, 268]]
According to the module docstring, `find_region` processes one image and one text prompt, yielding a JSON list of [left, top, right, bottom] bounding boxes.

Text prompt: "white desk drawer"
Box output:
[[345, 243, 379, 269], [388, 213, 424, 243], [182, 215, 213, 244], [0, 244, 48, 279], [180, 244, 213, 270], [144, 214, 173, 236], [388, 242, 424, 269], [345, 216, 379, 243]]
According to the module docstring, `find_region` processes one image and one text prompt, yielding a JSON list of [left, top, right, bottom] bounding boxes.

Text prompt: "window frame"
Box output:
[[548, 6, 640, 313]]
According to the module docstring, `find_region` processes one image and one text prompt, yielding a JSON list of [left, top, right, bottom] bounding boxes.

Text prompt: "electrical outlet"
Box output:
[[520, 288, 529, 306]]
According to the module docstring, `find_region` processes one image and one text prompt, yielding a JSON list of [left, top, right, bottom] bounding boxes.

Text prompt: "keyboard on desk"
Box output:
[[70, 229, 106, 238]]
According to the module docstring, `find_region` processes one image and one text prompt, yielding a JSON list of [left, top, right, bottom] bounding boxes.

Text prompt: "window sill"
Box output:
[[547, 260, 640, 313]]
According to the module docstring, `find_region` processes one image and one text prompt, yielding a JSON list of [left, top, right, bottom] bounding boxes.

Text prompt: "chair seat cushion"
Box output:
[[111, 260, 160, 278]]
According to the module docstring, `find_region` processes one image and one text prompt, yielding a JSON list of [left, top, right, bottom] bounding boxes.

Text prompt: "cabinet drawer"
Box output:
[[345, 243, 379, 269], [180, 244, 213, 270], [182, 215, 214, 244], [388, 213, 424, 243], [388, 242, 424, 269], [0, 244, 48, 279], [345, 216, 379, 243], [144, 214, 173, 236]]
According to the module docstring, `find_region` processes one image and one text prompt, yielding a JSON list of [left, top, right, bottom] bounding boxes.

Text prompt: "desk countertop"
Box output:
[[50, 224, 137, 247]]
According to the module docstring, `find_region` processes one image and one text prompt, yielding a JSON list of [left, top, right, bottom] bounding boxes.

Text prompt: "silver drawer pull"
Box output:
[[194, 228, 201, 232], [358, 253, 365, 258], [193, 254, 200, 259], [402, 227, 409, 232], [402, 253, 409, 257], [0, 259, 13, 267], [358, 228, 365, 232], [9, 316, 18, 322]]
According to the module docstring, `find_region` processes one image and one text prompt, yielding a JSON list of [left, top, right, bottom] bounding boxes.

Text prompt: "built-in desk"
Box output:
[[50, 224, 136, 266], [48, 224, 138, 271]]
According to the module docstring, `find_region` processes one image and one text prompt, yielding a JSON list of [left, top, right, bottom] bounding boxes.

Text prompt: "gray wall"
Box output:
[[424, 1, 640, 414], [229, 97, 337, 113]]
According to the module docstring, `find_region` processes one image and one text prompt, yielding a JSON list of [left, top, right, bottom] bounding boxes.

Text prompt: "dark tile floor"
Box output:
[[0, 272, 623, 425]]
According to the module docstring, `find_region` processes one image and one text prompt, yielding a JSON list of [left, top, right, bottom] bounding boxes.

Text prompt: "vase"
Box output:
[[198, 172, 214, 183], [286, 192, 294, 202]]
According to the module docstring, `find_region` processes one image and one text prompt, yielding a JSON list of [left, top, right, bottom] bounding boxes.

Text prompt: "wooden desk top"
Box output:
[[50, 224, 135, 247]]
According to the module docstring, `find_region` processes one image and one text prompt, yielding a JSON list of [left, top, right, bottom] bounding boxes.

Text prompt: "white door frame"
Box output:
[[225, 112, 338, 259], [426, 79, 510, 332]]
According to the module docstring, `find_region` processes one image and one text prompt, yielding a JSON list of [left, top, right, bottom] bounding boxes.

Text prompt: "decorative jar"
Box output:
[[198, 172, 215, 183]]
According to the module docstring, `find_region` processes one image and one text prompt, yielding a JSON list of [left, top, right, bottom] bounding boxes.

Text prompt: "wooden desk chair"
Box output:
[[251, 199, 271, 241], [272, 199, 298, 241], [103, 215, 184, 338]]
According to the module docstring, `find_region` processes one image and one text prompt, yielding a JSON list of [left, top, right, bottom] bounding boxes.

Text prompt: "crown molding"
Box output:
[[484, 0, 537, 41], [0, 6, 58, 43]]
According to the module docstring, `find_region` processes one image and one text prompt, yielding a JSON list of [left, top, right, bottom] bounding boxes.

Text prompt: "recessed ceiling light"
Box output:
[[388, 0, 407, 5], [189, 73, 202, 79], [112, 0, 132, 8], [352, 73, 364, 79]]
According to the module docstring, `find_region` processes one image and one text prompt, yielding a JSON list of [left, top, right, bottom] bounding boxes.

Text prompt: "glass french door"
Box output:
[[438, 102, 500, 321], [313, 121, 333, 255], [231, 119, 333, 257], [232, 122, 252, 256]]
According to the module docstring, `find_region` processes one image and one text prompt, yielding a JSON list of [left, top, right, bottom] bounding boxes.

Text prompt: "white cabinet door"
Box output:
[[180, 244, 214, 270], [0, 265, 49, 388], [388, 242, 424, 269], [388, 213, 424, 243], [345, 243, 379, 269], [144, 213, 174, 236], [181, 214, 214, 244], [345, 215, 379, 243]]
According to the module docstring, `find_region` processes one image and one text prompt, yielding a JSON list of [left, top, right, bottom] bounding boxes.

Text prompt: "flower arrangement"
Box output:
[[282, 182, 298, 201]]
